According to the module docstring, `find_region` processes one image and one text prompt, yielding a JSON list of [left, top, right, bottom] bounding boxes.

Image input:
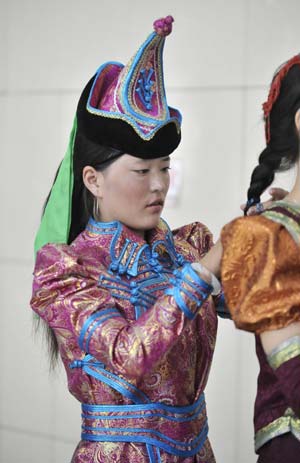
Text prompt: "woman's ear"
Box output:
[[295, 109, 300, 132], [82, 166, 103, 197]]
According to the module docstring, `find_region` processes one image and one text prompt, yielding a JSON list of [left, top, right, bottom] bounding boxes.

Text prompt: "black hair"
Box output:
[[68, 130, 124, 243], [37, 131, 124, 368], [245, 63, 300, 215]]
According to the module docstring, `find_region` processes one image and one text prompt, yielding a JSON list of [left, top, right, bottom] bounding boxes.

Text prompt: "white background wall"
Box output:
[[1, 0, 299, 462]]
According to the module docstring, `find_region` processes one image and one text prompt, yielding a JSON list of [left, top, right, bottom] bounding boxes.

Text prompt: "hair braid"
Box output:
[[245, 60, 300, 215], [245, 147, 282, 214]]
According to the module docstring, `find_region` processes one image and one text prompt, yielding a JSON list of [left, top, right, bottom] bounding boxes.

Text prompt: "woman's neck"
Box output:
[[284, 160, 300, 206]]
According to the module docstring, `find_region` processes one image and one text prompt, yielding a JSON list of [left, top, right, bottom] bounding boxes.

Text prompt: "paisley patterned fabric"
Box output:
[[221, 201, 300, 455], [31, 218, 220, 463], [221, 203, 300, 334]]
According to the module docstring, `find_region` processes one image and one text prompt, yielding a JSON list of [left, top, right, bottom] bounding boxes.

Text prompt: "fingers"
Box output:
[[268, 187, 288, 200], [247, 204, 264, 216], [240, 203, 262, 215], [243, 201, 268, 216], [240, 187, 288, 214], [246, 206, 256, 216]]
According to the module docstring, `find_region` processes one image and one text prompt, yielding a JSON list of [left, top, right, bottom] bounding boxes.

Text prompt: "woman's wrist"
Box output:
[[199, 239, 222, 278], [191, 262, 221, 295]]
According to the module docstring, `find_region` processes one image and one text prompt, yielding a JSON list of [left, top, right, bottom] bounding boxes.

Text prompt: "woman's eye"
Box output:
[[162, 166, 171, 172], [134, 169, 149, 174]]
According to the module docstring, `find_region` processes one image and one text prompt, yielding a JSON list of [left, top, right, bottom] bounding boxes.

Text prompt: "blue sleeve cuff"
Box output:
[[165, 263, 213, 320]]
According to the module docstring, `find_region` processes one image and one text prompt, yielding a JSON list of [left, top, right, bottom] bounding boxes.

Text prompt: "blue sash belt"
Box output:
[[70, 355, 208, 462]]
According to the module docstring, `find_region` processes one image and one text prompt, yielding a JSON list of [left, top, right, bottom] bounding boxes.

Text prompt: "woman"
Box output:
[[31, 16, 226, 463], [221, 55, 300, 462]]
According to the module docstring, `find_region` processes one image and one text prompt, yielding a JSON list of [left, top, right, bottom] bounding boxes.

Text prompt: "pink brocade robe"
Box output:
[[31, 218, 220, 463]]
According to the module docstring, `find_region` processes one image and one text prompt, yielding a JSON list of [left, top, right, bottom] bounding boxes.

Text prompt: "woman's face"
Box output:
[[95, 154, 171, 237]]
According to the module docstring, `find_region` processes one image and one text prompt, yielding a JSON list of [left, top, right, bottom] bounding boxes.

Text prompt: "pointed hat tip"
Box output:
[[153, 15, 174, 37]]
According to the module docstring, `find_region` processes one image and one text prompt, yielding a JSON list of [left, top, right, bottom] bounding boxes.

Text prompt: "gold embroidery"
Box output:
[[221, 211, 300, 333], [86, 106, 180, 139], [268, 335, 300, 369], [263, 209, 300, 244], [126, 37, 168, 121], [255, 408, 300, 451], [86, 33, 181, 139]]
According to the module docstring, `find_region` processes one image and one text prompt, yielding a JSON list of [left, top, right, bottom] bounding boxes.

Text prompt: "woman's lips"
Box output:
[[146, 200, 164, 212], [147, 199, 164, 207]]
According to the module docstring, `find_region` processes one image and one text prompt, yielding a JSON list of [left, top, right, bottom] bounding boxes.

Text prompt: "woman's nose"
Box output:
[[149, 172, 168, 192]]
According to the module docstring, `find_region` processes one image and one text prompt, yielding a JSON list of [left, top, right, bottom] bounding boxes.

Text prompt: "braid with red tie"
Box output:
[[244, 56, 300, 216]]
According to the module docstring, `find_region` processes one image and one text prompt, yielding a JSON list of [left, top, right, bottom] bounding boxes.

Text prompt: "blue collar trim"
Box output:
[[85, 218, 183, 276]]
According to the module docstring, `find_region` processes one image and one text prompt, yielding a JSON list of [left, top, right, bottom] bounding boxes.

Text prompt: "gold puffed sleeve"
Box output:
[[221, 215, 300, 333]]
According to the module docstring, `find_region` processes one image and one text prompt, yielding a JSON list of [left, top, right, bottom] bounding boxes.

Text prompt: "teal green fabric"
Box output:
[[34, 117, 77, 256]]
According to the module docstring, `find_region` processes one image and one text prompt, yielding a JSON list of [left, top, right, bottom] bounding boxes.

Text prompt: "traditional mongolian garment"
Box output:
[[31, 218, 225, 463], [221, 201, 300, 461]]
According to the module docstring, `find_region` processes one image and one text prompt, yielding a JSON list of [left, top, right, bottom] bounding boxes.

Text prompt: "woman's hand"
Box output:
[[240, 187, 288, 215]]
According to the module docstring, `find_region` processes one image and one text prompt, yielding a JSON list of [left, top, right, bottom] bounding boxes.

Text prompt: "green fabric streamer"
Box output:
[[34, 117, 77, 256]]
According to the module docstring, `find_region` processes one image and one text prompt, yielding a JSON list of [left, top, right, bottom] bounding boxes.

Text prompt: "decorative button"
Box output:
[[70, 360, 83, 369]]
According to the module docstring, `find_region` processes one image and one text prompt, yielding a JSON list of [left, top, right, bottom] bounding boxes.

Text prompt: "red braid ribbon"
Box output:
[[262, 54, 300, 144]]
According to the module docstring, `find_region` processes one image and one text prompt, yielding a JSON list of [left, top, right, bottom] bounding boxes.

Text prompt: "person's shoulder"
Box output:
[[172, 221, 213, 239], [172, 221, 214, 255], [222, 200, 300, 243], [263, 199, 300, 216], [261, 200, 300, 244], [222, 213, 278, 239], [34, 242, 79, 273]]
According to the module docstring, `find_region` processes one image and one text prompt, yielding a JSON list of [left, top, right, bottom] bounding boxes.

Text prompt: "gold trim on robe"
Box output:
[[267, 335, 300, 370], [255, 408, 300, 451]]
